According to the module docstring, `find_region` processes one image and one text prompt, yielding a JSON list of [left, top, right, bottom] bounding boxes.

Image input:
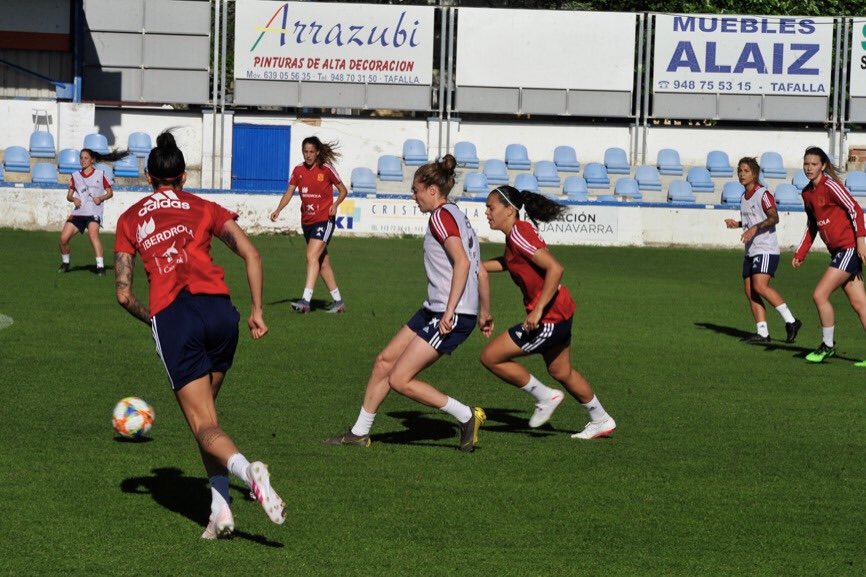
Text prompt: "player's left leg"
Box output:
[[318, 253, 345, 313], [85, 220, 105, 274], [744, 276, 770, 342], [751, 270, 800, 342]]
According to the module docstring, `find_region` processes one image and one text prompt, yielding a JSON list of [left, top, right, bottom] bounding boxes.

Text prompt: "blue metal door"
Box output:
[[231, 124, 291, 191]]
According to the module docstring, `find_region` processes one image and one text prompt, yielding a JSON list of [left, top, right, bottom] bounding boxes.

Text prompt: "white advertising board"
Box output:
[[653, 14, 834, 95], [234, 1, 434, 86], [850, 20, 866, 97], [455, 8, 636, 91]]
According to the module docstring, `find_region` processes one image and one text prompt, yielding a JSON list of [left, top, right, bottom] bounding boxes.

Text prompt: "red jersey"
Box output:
[[289, 163, 342, 225], [505, 220, 576, 323], [795, 174, 865, 261], [114, 188, 238, 316]]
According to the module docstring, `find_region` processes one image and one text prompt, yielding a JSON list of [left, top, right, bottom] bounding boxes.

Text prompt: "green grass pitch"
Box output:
[[1, 228, 865, 576]]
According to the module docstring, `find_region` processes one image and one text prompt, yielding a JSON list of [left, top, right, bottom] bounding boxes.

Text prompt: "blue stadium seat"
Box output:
[[635, 165, 662, 191], [29, 131, 56, 158], [846, 171, 866, 196], [4, 146, 30, 173], [483, 159, 509, 185], [667, 180, 695, 203], [463, 172, 489, 194], [721, 181, 745, 204], [402, 138, 427, 166], [95, 163, 114, 184], [454, 141, 479, 169], [505, 144, 531, 170], [58, 148, 80, 174], [377, 155, 403, 182], [350, 167, 377, 194], [657, 149, 683, 176], [760, 151, 786, 179], [83, 133, 109, 155], [604, 147, 630, 174], [792, 169, 809, 190], [563, 175, 588, 198], [114, 155, 140, 178], [583, 162, 610, 189], [31, 162, 58, 184], [128, 132, 152, 158], [533, 160, 560, 188], [706, 150, 733, 177], [774, 183, 801, 206], [614, 177, 641, 200], [595, 195, 616, 202], [513, 173, 539, 193], [553, 145, 580, 172], [687, 167, 714, 192]]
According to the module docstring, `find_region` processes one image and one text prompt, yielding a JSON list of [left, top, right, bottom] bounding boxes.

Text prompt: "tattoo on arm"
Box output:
[[114, 252, 150, 325], [219, 227, 240, 255]]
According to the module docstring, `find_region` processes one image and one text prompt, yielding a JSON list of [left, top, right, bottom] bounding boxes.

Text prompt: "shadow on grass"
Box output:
[[695, 322, 860, 362], [267, 297, 329, 310], [481, 407, 558, 438], [59, 264, 112, 275], [120, 467, 283, 547]]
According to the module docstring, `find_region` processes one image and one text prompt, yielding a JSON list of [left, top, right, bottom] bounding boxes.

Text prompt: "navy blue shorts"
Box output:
[[406, 308, 477, 355], [830, 248, 862, 275], [151, 291, 240, 390], [508, 317, 573, 354], [302, 219, 336, 245], [743, 253, 779, 278], [67, 215, 101, 233]]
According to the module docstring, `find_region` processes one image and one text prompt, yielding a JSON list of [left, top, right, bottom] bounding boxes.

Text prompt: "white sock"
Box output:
[[302, 287, 313, 302], [581, 395, 610, 423], [756, 322, 769, 337], [521, 375, 556, 402], [96, 257, 104, 268], [775, 304, 795, 324], [227, 453, 252, 485], [330, 288, 342, 302], [440, 396, 472, 423], [822, 326, 835, 347], [210, 486, 229, 517], [350, 407, 376, 436], [61, 254, 70, 264]]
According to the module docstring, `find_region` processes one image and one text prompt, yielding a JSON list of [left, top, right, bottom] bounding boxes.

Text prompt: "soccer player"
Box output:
[[724, 157, 801, 343], [58, 148, 126, 275], [323, 154, 491, 452], [269, 136, 349, 313], [793, 146, 866, 364], [114, 131, 286, 539], [479, 185, 615, 439]]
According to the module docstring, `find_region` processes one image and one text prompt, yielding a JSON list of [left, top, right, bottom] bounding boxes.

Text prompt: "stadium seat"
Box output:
[[83, 133, 109, 155], [583, 162, 610, 189], [350, 167, 377, 194], [483, 159, 509, 185], [603, 147, 630, 174], [463, 172, 488, 194], [513, 173, 539, 193], [553, 145, 580, 172], [377, 155, 403, 182], [95, 163, 114, 184], [563, 175, 588, 198], [402, 138, 427, 166], [657, 148, 683, 176], [760, 151, 786, 179], [774, 183, 801, 206], [667, 180, 695, 202], [31, 162, 58, 184], [533, 160, 560, 188], [128, 132, 153, 158], [687, 167, 714, 192], [792, 169, 809, 190], [58, 148, 80, 174], [614, 177, 641, 200], [454, 141, 479, 169], [3, 146, 30, 173], [595, 195, 616, 202], [504, 144, 531, 170], [635, 165, 662, 191], [706, 150, 733, 177], [114, 155, 140, 178], [721, 181, 745, 204], [846, 171, 866, 196], [29, 131, 56, 158]]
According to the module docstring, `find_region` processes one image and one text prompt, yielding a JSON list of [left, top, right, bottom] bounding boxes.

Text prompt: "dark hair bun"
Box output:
[[156, 132, 178, 149], [439, 154, 457, 176]]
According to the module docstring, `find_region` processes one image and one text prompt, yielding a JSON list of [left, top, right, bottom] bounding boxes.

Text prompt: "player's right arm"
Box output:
[[793, 211, 818, 268], [67, 181, 81, 208], [269, 184, 297, 221], [483, 256, 507, 273], [114, 252, 150, 325], [218, 220, 268, 340]]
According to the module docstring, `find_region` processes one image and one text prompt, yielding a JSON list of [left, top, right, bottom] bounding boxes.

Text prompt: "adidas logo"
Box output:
[[138, 192, 190, 216]]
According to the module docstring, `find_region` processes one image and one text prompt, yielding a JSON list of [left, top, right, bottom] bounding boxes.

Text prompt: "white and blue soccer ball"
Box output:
[[112, 396, 155, 438]]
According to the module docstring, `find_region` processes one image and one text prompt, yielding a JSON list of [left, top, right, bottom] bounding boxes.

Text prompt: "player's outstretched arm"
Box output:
[[218, 220, 268, 339], [114, 252, 150, 325], [477, 266, 494, 338], [270, 184, 296, 221]]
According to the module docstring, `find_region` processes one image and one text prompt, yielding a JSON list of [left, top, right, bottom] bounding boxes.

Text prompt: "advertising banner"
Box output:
[[850, 20, 866, 97]]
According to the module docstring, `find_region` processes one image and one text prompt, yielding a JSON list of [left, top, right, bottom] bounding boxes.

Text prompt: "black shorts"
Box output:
[[508, 317, 573, 354], [742, 253, 779, 278], [67, 215, 101, 233], [302, 218, 336, 245], [829, 248, 862, 275], [406, 307, 476, 355]]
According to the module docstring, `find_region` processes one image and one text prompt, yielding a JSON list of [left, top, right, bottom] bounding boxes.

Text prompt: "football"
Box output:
[[112, 397, 155, 438]]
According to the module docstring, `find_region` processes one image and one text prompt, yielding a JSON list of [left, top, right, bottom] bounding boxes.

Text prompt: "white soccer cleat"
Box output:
[[201, 506, 235, 540], [571, 416, 616, 440], [528, 391, 564, 428], [248, 461, 286, 525]]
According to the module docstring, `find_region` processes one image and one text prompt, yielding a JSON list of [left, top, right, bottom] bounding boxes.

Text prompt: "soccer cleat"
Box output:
[[528, 391, 564, 428], [57, 262, 70, 273], [95, 266, 106, 276], [201, 506, 235, 540], [248, 462, 286, 525], [855, 359, 866, 368], [571, 416, 616, 440], [785, 319, 803, 343], [805, 342, 835, 363], [743, 334, 771, 344], [325, 300, 346, 314], [291, 299, 311, 313], [458, 406, 486, 452], [322, 430, 371, 447]]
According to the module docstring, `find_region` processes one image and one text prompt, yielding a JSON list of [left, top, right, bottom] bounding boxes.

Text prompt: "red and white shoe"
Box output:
[[571, 416, 616, 439], [248, 462, 286, 525], [528, 391, 564, 428]]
